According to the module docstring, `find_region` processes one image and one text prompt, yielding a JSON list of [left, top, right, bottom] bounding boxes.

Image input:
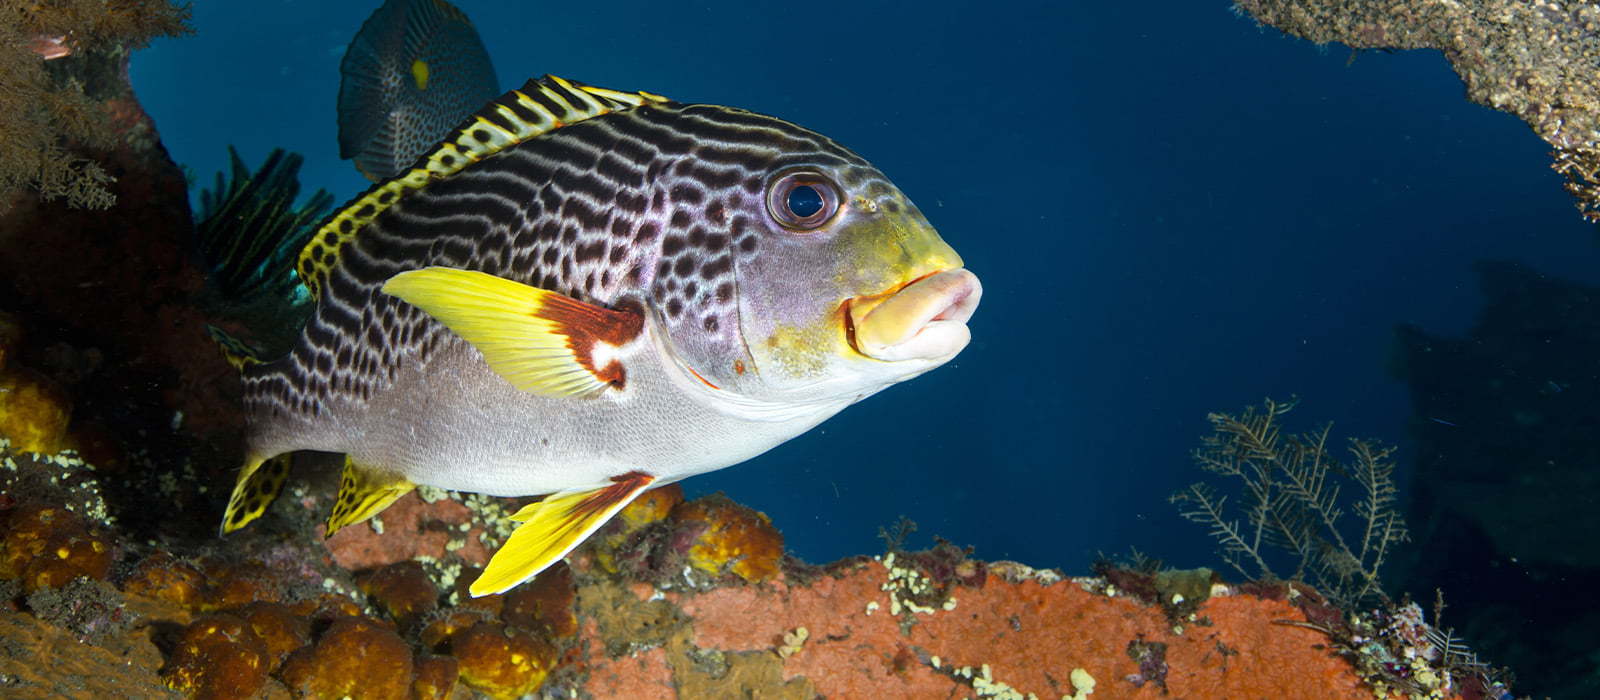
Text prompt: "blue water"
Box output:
[[132, 1, 1600, 574]]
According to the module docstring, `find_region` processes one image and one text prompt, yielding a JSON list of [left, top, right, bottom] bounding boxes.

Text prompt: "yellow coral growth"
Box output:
[[160, 614, 270, 700], [451, 621, 557, 700], [675, 495, 785, 584], [277, 617, 414, 700], [411, 655, 460, 700], [0, 502, 112, 592], [0, 365, 70, 453], [619, 483, 683, 530]]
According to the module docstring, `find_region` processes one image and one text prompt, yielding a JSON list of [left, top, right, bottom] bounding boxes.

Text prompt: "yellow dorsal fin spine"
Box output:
[[295, 75, 674, 301]]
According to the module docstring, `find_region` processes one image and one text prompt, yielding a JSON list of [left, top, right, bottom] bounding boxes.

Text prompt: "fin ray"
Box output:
[[470, 472, 656, 596]]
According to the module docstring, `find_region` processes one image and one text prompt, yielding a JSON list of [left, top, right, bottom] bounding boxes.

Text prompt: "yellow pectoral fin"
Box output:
[[221, 453, 292, 534], [325, 456, 415, 538], [470, 471, 656, 597], [381, 267, 645, 397]]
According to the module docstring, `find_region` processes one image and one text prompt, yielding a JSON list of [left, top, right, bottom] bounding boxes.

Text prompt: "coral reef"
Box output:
[[0, 0, 239, 571], [161, 613, 271, 699], [0, 502, 113, 594], [0, 319, 73, 454], [0, 5, 1527, 698], [0, 434, 1509, 700], [1394, 260, 1600, 698], [277, 616, 414, 699], [669, 493, 785, 584], [0, 310, 73, 454], [0, 0, 190, 209], [1233, 0, 1600, 223], [1173, 399, 1509, 700]]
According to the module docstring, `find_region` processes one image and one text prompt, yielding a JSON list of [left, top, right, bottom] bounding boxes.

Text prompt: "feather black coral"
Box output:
[[0, 0, 190, 210], [1170, 397, 1410, 607]]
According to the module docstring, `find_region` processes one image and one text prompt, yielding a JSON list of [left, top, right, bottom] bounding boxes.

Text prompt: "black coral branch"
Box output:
[[0, 0, 191, 209], [1171, 398, 1409, 606]]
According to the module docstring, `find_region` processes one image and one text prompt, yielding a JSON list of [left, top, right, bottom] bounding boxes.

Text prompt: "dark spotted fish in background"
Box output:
[[216, 17, 981, 598], [337, 0, 499, 181]]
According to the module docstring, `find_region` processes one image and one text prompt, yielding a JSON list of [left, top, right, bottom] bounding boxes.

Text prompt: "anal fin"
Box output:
[[470, 471, 656, 597], [325, 456, 415, 538], [221, 453, 292, 534]]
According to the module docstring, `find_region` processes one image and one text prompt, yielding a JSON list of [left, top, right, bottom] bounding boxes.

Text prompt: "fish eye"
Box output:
[[766, 171, 840, 231]]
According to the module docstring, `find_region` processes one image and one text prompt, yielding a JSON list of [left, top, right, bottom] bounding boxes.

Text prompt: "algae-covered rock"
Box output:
[[277, 616, 413, 700], [0, 502, 112, 593], [161, 613, 270, 700], [0, 366, 71, 454]]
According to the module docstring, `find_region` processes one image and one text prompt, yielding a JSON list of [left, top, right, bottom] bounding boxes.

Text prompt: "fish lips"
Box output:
[[846, 269, 981, 363]]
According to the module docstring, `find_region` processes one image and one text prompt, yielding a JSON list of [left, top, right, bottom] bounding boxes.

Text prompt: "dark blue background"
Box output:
[[132, 1, 1600, 572]]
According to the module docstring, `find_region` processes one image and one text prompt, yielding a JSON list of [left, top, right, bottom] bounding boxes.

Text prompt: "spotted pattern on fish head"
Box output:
[[624, 104, 969, 406]]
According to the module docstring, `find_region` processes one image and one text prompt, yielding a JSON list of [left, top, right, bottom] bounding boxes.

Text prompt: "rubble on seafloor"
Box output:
[[1232, 0, 1600, 223]]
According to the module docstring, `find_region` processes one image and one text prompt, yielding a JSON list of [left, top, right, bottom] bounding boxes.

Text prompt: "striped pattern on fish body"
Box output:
[[222, 75, 982, 596]]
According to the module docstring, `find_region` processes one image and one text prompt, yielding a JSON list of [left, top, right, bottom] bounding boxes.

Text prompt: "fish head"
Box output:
[[731, 165, 981, 405], [646, 106, 980, 411]]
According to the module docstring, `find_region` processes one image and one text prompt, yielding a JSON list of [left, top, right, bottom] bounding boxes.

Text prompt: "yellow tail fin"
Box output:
[[470, 471, 656, 597]]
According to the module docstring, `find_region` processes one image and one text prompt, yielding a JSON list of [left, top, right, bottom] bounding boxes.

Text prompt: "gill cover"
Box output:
[[731, 169, 973, 403]]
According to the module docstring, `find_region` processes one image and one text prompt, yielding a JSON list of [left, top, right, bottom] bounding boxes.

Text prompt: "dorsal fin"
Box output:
[[297, 75, 673, 301]]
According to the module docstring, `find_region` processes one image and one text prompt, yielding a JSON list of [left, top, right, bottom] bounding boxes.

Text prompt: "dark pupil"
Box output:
[[786, 185, 824, 218]]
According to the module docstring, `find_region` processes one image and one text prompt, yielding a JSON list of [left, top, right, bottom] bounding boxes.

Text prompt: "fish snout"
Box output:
[[846, 269, 981, 362]]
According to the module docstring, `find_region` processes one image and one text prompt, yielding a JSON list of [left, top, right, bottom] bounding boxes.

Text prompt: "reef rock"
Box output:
[[0, 469, 1498, 700]]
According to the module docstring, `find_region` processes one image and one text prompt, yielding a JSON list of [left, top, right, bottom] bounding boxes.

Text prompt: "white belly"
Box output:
[[320, 326, 839, 497]]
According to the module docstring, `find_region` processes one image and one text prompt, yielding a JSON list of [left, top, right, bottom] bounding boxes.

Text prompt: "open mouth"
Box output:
[[845, 268, 981, 362]]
